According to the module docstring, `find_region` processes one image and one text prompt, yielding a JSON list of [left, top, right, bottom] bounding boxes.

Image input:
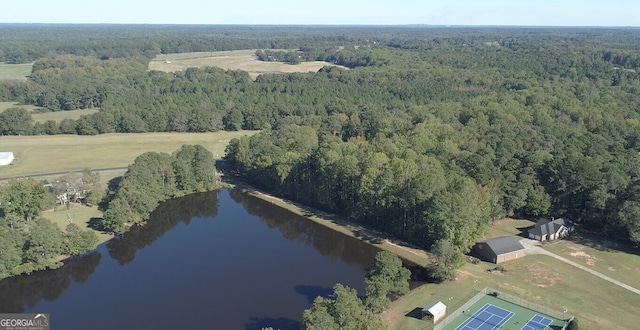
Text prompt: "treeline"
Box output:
[[101, 145, 219, 234], [0, 24, 388, 64], [0, 179, 98, 279], [218, 32, 640, 251], [2, 26, 640, 252]]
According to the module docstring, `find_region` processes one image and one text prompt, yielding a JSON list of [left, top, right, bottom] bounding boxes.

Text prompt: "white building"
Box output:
[[0, 152, 15, 166], [422, 301, 447, 323]]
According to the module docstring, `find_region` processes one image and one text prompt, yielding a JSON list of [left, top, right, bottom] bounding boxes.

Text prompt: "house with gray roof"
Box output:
[[472, 236, 525, 264], [528, 218, 574, 242]]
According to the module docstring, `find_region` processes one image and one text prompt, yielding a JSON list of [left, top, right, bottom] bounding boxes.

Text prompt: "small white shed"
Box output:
[[422, 301, 447, 323], [0, 152, 14, 166]]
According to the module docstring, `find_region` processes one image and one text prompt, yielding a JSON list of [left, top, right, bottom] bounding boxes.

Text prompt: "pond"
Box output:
[[0, 189, 383, 330]]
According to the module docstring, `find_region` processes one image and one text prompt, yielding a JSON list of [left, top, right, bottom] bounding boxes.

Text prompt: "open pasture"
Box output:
[[0, 101, 42, 113], [0, 62, 32, 80], [0, 102, 99, 122], [149, 50, 345, 79], [31, 108, 100, 122], [0, 131, 258, 179]]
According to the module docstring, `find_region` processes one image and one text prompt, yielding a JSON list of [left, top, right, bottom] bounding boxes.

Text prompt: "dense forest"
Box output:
[[1, 25, 640, 272]]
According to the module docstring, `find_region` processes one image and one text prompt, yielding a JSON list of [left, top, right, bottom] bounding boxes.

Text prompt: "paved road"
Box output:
[[0, 167, 128, 182], [520, 238, 640, 295]]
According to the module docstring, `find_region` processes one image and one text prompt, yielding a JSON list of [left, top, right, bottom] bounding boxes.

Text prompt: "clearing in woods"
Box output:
[[148, 49, 347, 79], [0, 62, 33, 80], [0, 102, 99, 122]]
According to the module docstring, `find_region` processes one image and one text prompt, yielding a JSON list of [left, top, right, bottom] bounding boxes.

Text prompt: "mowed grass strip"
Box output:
[[0, 131, 258, 178], [0, 62, 33, 80], [0, 102, 100, 122], [31, 108, 100, 123], [0, 102, 43, 113], [149, 50, 346, 80]]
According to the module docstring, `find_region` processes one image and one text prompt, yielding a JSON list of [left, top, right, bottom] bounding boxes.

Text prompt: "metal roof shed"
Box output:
[[0, 152, 14, 166], [422, 301, 446, 323]]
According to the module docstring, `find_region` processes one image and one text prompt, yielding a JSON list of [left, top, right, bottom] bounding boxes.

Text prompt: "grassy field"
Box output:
[[384, 219, 640, 330], [0, 102, 43, 113], [0, 131, 258, 179], [0, 62, 32, 80], [31, 108, 100, 122], [544, 232, 640, 290], [41, 203, 113, 245], [149, 50, 346, 80], [481, 218, 536, 240], [0, 102, 100, 122]]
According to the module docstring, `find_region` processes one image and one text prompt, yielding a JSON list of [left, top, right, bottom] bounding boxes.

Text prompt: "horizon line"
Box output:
[[1, 23, 639, 29]]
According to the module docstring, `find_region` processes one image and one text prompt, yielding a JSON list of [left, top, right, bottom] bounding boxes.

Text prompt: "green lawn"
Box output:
[[0, 131, 258, 179], [0, 62, 32, 80], [481, 218, 535, 240], [41, 203, 113, 246], [544, 232, 640, 290]]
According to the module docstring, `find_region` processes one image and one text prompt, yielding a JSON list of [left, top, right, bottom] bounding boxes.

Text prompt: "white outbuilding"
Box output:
[[422, 301, 447, 323], [0, 152, 15, 166]]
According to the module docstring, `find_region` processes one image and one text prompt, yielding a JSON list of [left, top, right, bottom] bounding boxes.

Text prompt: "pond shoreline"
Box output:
[[5, 178, 429, 281], [228, 179, 431, 267]]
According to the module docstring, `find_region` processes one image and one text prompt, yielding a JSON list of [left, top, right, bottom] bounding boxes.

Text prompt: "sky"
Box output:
[[1, 0, 639, 26]]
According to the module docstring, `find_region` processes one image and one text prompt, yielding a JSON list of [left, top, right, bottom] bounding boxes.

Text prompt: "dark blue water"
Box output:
[[0, 189, 380, 330]]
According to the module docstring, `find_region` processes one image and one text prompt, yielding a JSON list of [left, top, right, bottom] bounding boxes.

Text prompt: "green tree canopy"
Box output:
[[364, 251, 411, 313], [302, 284, 385, 330]]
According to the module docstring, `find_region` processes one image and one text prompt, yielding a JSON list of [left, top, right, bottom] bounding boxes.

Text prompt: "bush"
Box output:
[[486, 265, 507, 273], [567, 318, 579, 330]]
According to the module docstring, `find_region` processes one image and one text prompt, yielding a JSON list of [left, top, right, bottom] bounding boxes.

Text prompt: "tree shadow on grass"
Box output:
[[87, 217, 106, 231], [294, 285, 334, 304], [352, 229, 384, 244], [405, 307, 424, 320], [564, 230, 640, 256], [244, 316, 300, 330]]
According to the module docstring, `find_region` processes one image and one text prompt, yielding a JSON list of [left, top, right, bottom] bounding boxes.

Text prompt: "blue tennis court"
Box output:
[[456, 303, 514, 330], [520, 314, 553, 330]]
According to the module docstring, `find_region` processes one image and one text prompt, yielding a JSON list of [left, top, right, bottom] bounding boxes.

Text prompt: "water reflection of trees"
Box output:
[[229, 190, 379, 269], [107, 190, 220, 265], [0, 252, 101, 313]]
